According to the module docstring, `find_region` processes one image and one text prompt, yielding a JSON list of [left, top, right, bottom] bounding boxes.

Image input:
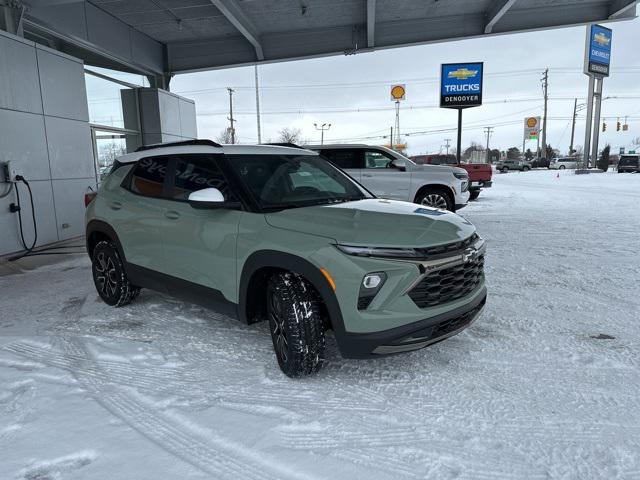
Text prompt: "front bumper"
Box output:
[[338, 288, 486, 358], [311, 235, 486, 359]]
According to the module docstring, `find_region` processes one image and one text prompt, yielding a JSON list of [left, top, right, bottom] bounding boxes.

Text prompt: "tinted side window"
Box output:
[[170, 155, 237, 201], [128, 157, 169, 198], [321, 149, 364, 169]]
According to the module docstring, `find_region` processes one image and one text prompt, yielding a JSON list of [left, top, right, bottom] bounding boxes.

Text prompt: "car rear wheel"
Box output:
[[416, 189, 453, 211], [469, 190, 480, 201], [267, 273, 325, 377], [523, 166, 530, 172], [501, 167, 509, 173], [91, 241, 140, 307]]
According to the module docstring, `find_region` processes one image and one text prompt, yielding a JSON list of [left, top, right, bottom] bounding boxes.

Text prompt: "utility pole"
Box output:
[[314, 123, 331, 145], [254, 65, 262, 144], [569, 98, 577, 155], [226, 87, 236, 144], [484, 127, 494, 163], [541, 68, 549, 158], [390, 127, 394, 150], [444, 138, 451, 156]]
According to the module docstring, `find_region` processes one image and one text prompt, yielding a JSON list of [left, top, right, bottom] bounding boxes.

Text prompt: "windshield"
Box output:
[[228, 154, 372, 211]]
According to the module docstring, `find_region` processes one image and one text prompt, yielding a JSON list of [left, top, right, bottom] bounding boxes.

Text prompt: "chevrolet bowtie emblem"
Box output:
[[593, 32, 610, 47], [448, 68, 478, 80], [462, 248, 478, 263]]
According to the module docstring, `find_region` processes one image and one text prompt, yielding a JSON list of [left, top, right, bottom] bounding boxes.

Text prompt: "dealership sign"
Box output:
[[524, 116, 541, 140], [584, 24, 612, 77], [440, 63, 483, 109]]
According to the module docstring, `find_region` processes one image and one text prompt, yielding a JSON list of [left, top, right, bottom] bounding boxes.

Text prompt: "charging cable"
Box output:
[[9, 176, 38, 262]]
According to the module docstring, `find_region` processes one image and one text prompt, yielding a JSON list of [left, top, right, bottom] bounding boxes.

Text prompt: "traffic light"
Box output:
[[602, 122, 607, 132], [617, 121, 621, 131]]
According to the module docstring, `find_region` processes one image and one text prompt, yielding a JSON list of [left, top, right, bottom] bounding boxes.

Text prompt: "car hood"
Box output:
[[265, 199, 476, 247]]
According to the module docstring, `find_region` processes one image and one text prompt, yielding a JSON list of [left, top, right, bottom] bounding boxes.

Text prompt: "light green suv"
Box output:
[[85, 140, 487, 377]]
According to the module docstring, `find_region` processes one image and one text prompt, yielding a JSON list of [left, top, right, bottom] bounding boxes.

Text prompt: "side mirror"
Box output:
[[188, 188, 239, 209], [390, 159, 406, 171]]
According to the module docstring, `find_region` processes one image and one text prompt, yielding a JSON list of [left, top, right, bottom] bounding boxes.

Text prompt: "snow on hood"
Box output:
[[265, 199, 476, 247]]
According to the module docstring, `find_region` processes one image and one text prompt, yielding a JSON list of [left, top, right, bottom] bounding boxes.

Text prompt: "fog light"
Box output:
[[358, 272, 387, 310], [363, 274, 383, 289]]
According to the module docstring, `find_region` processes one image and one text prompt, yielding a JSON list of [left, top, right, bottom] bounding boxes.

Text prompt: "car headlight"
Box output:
[[336, 244, 422, 259], [453, 171, 468, 180]]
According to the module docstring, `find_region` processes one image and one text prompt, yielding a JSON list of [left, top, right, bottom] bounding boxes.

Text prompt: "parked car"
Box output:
[[410, 154, 492, 201], [549, 157, 580, 170], [307, 145, 470, 211], [529, 157, 550, 169], [617, 154, 640, 173], [496, 159, 531, 173], [85, 140, 487, 377]]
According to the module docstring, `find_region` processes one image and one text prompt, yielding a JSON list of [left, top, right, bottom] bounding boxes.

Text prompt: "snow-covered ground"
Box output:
[[1, 170, 639, 479]]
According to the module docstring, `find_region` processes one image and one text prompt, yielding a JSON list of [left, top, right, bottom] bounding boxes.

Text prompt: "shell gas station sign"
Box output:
[[390, 84, 406, 101], [524, 116, 541, 140]]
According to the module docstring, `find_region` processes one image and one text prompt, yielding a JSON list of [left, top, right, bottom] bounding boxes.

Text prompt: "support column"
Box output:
[[583, 76, 595, 168]]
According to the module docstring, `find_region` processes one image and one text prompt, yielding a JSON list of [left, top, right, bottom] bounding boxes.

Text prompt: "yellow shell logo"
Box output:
[[390, 85, 405, 100], [448, 68, 478, 80], [527, 117, 538, 128], [594, 32, 610, 47]]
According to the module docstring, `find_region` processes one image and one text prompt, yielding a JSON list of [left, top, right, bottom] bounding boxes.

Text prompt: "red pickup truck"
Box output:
[[410, 154, 492, 200]]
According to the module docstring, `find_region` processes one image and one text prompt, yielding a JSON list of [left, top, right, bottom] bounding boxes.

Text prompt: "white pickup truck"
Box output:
[[308, 144, 470, 211]]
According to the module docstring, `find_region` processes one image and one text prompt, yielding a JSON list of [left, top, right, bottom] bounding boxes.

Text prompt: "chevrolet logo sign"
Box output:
[[594, 32, 610, 47], [448, 68, 478, 80]]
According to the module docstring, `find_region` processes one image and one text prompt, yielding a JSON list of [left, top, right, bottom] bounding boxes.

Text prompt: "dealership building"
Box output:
[[0, 0, 636, 256]]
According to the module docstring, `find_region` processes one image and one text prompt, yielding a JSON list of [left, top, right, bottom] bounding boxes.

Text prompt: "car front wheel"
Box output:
[[91, 241, 140, 307], [559, 165, 566, 170], [501, 167, 509, 173], [267, 273, 326, 377], [416, 189, 453, 211]]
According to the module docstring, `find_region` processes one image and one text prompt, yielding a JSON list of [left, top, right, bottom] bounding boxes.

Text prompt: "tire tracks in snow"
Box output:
[[5, 338, 317, 480]]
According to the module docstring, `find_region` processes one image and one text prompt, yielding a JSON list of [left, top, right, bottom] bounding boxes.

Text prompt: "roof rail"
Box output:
[[135, 139, 222, 152], [262, 142, 306, 149]]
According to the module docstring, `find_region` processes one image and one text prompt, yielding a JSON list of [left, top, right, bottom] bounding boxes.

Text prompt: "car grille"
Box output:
[[408, 254, 484, 309], [413, 233, 478, 259]]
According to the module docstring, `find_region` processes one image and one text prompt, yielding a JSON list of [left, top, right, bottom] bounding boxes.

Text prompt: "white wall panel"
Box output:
[[0, 33, 42, 114], [0, 109, 50, 181], [45, 117, 95, 180], [37, 47, 89, 121], [52, 178, 93, 241]]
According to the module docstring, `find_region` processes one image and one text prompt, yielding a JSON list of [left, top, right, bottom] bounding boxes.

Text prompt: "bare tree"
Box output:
[[632, 136, 640, 146], [277, 127, 304, 144], [216, 128, 234, 144]]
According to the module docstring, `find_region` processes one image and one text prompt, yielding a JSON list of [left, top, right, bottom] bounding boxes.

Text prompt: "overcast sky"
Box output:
[[170, 9, 640, 156]]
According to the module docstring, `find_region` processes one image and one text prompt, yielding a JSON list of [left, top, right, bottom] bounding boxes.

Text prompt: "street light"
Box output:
[[314, 122, 331, 145]]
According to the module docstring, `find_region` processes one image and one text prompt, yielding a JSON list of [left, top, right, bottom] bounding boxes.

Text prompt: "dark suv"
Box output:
[[618, 155, 640, 173]]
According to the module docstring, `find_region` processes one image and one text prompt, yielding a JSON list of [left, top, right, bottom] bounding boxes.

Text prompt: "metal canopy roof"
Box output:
[[17, 0, 638, 77]]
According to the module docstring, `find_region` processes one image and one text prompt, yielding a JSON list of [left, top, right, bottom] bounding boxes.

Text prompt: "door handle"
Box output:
[[165, 210, 180, 220], [109, 201, 122, 211], [362, 173, 373, 178]]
